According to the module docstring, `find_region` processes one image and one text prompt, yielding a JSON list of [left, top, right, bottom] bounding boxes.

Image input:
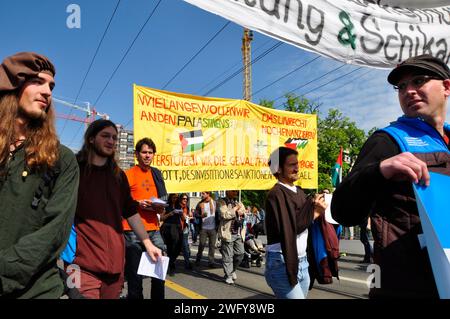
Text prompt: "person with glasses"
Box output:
[[122, 137, 168, 299], [331, 54, 450, 299], [68, 122, 161, 299]]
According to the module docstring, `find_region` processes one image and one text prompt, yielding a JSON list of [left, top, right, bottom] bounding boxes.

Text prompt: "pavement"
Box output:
[[256, 235, 372, 257]]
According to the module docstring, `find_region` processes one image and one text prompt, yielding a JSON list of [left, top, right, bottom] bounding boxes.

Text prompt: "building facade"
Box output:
[[116, 124, 135, 170]]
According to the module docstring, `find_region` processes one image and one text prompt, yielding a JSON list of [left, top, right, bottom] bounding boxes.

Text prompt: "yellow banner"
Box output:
[[133, 84, 318, 192]]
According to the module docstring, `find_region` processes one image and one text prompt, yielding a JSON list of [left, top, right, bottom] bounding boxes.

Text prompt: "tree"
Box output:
[[318, 108, 366, 190], [258, 99, 274, 109], [241, 190, 268, 210], [282, 93, 320, 114], [258, 94, 368, 191]]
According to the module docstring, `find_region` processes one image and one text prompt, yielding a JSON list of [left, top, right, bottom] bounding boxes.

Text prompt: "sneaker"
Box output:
[[231, 272, 237, 280], [225, 277, 234, 285]]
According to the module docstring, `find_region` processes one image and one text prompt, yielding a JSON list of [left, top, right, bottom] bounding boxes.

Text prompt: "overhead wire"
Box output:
[[194, 38, 273, 95], [68, 0, 164, 149], [59, 0, 121, 137], [203, 41, 284, 97], [272, 63, 347, 104], [93, 0, 164, 106], [161, 21, 231, 90], [301, 66, 362, 96], [252, 55, 320, 98], [122, 34, 274, 129], [312, 69, 374, 102]]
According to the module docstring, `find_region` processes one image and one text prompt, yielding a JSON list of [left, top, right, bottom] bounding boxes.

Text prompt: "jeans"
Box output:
[[182, 227, 191, 267], [265, 252, 310, 299], [124, 230, 166, 299]]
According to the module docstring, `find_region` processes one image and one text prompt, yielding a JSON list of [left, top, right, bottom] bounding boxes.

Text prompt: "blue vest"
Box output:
[[381, 116, 449, 154]]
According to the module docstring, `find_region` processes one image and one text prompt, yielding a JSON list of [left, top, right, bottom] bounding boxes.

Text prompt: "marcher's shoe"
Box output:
[[168, 263, 176, 276], [225, 277, 234, 285], [231, 272, 237, 280]]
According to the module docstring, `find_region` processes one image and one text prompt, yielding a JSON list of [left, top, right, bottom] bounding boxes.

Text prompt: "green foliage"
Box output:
[[258, 99, 275, 109], [258, 93, 369, 191], [318, 108, 366, 190], [282, 93, 320, 114], [241, 190, 267, 209]]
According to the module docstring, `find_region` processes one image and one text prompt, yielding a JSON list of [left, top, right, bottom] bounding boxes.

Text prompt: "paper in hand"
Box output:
[[324, 193, 339, 225], [150, 197, 168, 207], [137, 253, 170, 281]]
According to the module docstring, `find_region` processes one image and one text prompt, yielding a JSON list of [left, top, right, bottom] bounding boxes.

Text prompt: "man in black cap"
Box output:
[[331, 54, 450, 299], [0, 52, 79, 298]]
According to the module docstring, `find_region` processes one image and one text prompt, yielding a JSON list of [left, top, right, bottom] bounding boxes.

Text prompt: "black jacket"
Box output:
[[331, 131, 449, 298]]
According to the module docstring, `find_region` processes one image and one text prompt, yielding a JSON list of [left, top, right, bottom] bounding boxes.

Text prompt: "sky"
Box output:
[[1, 0, 448, 151]]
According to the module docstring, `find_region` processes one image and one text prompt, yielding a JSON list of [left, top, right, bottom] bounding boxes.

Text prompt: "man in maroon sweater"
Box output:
[[71, 119, 161, 299]]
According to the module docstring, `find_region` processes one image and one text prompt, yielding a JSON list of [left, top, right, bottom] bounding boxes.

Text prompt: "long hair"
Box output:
[[76, 119, 121, 178], [0, 92, 59, 173]]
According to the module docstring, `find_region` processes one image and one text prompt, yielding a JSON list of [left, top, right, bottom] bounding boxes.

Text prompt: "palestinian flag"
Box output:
[[331, 147, 343, 187], [179, 130, 204, 153], [284, 138, 308, 150]]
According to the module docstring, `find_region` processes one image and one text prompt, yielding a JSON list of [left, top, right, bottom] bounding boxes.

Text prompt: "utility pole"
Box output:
[[242, 28, 253, 101]]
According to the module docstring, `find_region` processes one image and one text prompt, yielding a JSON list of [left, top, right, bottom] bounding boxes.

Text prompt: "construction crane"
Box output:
[[242, 28, 253, 101], [53, 97, 109, 131]]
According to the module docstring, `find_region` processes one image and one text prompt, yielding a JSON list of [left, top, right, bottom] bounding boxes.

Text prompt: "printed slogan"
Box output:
[[133, 85, 318, 192]]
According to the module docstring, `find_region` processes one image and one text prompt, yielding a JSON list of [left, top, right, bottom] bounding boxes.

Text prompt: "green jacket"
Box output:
[[0, 145, 79, 298]]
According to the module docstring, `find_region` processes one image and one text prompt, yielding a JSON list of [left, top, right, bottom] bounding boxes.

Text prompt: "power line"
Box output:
[[121, 39, 279, 130], [301, 66, 362, 96], [253, 56, 320, 98], [312, 69, 374, 102], [194, 38, 273, 95], [93, 0, 164, 106], [203, 41, 284, 97], [59, 0, 121, 136], [68, 0, 164, 150], [273, 63, 346, 103], [124, 117, 133, 129], [162, 21, 230, 90]]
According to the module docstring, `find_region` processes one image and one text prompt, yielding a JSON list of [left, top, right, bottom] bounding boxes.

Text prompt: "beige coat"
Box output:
[[217, 198, 246, 242]]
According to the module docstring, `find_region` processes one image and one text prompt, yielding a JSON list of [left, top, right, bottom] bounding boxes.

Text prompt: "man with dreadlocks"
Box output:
[[0, 52, 79, 298]]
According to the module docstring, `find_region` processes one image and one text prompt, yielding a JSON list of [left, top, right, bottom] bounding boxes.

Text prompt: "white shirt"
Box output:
[[266, 229, 308, 258], [201, 201, 216, 230], [278, 181, 297, 193]]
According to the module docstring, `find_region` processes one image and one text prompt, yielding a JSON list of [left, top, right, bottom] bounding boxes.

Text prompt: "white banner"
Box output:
[[184, 0, 450, 68]]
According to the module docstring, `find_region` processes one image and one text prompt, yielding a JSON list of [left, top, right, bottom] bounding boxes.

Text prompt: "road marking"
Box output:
[[165, 279, 207, 299], [338, 276, 368, 285]]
